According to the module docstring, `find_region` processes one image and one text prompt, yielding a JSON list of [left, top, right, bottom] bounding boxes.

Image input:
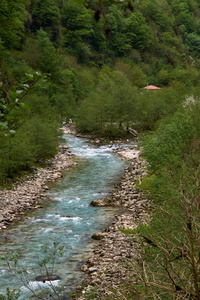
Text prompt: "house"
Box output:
[[142, 85, 161, 90]]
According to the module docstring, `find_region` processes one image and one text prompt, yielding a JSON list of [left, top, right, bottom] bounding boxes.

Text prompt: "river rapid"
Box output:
[[0, 134, 127, 299]]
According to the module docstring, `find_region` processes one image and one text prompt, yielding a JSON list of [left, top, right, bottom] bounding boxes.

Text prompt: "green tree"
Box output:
[[143, 111, 195, 170], [0, 0, 28, 49], [186, 32, 200, 57], [24, 116, 59, 163], [76, 90, 112, 132], [61, 0, 93, 62], [106, 71, 138, 129], [31, 0, 61, 43], [76, 71, 139, 134], [36, 29, 60, 78], [126, 11, 153, 51], [136, 98, 200, 299]]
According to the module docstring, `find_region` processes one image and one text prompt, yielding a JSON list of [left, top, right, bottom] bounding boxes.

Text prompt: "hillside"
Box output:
[[0, 1, 200, 299], [0, 0, 200, 183]]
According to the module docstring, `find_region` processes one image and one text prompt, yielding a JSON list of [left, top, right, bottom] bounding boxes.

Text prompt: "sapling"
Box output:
[[0, 241, 64, 300]]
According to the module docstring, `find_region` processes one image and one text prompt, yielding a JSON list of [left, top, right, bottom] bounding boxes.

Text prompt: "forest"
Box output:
[[0, 0, 200, 298], [0, 0, 200, 183]]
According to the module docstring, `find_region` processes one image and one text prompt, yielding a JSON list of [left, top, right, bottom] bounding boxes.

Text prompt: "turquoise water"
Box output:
[[0, 135, 126, 299]]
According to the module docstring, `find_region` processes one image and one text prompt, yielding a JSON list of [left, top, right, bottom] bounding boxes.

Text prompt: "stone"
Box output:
[[0, 127, 78, 232], [88, 267, 98, 273], [92, 232, 107, 240], [81, 265, 88, 272], [35, 274, 61, 282], [74, 144, 149, 299]]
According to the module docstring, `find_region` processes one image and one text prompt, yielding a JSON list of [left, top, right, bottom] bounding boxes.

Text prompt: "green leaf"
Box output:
[[9, 91, 17, 101], [73, 0, 86, 5], [23, 84, 29, 89], [16, 90, 23, 95], [26, 73, 34, 80], [0, 121, 8, 128]]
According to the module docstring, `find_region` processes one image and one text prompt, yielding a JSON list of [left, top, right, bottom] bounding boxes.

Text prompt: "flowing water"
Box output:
[[0, 134, 127, 299]]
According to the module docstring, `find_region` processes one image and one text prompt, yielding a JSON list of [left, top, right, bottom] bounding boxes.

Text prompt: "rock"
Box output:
[[53, 172, 62, 179], [81, 265, 88, 272], [90, 199, 108, 206], [35, 274, 61, 282], [88, 267, 98, 273], [0, 132, 78, 232], [74, 144, 149, 299], [42, 186, 49, 190], [92, 232, 107, 240], [87, 258, 94, 266]]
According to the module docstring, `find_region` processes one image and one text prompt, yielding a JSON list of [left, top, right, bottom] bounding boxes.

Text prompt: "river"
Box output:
[[0, 134, 127, 299]]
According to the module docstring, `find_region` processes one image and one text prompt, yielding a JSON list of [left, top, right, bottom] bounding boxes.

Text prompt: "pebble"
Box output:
[[76, 144, 150, 299], [0, 127, 78, 231]]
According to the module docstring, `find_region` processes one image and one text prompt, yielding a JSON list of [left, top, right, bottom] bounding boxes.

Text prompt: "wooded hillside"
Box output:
[[0, 0, 200, 181], [0, 1, 200, 299]]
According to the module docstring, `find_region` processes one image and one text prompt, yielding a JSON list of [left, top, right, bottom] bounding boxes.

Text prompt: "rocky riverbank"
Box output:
[[0, 124, 149, 298], [74, 145, 150, 299], [0, 137, 78, 231]]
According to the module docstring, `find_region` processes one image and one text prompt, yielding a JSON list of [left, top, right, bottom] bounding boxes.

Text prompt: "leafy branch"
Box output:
[[0, 72, 48, 134]]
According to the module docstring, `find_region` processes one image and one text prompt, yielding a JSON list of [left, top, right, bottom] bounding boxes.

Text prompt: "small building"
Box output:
[[142, 85, 161, 90]]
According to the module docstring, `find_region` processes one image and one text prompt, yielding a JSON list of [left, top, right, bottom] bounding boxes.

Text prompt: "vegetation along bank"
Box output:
[[1, 0, 200, 298], [0, 132, 78, 231], [74, 143, 150, 299]]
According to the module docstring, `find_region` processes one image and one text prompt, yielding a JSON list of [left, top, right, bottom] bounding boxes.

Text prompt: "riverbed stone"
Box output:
[[74, 142, 150, 299], [81, 265, 88, 272], [35, 274, 61, 282], [92, 232, 107, 240], [0, 126, 78, 231]]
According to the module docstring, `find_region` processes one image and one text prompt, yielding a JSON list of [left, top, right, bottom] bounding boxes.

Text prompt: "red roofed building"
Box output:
[[142, 85, 161, 90]]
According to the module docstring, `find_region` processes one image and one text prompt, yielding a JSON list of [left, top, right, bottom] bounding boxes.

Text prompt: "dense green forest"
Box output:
[[0, 0, 200, 183], [0, 1, 200, 298]]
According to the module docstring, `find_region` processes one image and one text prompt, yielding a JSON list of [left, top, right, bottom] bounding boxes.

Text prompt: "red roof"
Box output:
[[142, 85, 161, 90]]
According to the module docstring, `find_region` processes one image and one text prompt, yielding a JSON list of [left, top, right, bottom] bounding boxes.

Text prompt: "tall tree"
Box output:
[[0, 0, 28, 49]]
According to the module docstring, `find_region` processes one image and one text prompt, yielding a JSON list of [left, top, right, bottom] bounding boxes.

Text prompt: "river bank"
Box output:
[[0, 124, 148, 299], [74, 143, 149, 299], [0, 132, 78, 231]]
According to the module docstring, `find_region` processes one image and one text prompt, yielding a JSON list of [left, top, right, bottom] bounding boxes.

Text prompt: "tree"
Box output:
[[137, 164, 200, 299], [143, 111, 195, 170], [31, 0, 61, 43], [76, 71, 139, 134], [36, 29, 60, 78], [0, 0, 28, 49], [61, 0, 93, 62], [106, 71, 138, 129], [126, 11, 153, 51], [132, 97, 200, 299]]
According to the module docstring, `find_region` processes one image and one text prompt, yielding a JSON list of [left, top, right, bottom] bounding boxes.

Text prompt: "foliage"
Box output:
[[0, 288, 20, 300], [31, 0, 61, 43], [143, 111, 195, 169], [1, 241, 64, 299], [76, 71, 139, 135], [130, 96, 200, 298], [0, 0, 28, 49], [36, 29, 60, 77], [0, 73, 60, 184], [1, 0, 200, 298], [0, 71, 44, 133], [135, 163, 200, 299]]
